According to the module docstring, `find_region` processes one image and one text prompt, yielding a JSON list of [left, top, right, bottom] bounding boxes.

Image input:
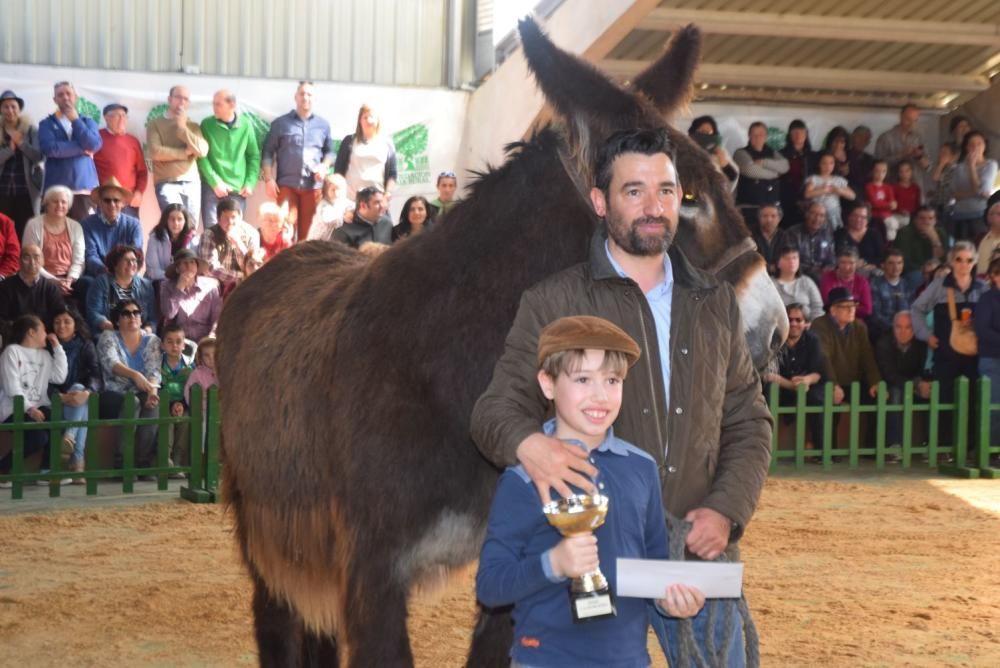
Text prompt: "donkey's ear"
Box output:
[[629, 24, 702, 115], [518, 17, 646, 128]]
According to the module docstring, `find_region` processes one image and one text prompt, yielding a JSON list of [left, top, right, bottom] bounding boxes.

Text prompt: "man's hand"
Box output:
[[213, 183, 230, 198], [684, 507, 732, 560], [928, 335, 939, 350], [63, 106, 79, 121], [657, 584, 705, 619], [130, 191, 143, 208], [265, 179, 279, 200], [239, 186, 253, 198], [917, 379, 932, 400], [548, 534, 598, 579], [869, 384, 881, 399], [516, 432, 597, 502], [833, 384, 846, 404], [144, 392, 159, 410]]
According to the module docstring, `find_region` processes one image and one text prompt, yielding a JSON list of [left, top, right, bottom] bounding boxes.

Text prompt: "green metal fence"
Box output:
[[767, 377, 1000, 479], [0, 385, 220, 501]]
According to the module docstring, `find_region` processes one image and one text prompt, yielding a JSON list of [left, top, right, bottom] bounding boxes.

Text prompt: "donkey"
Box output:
[[217, 18, 784, 667]]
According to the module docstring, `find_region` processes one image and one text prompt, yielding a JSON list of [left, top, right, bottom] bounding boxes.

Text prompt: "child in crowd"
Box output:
[[804, 151, 855, 230], [257, 201, 294, 260], [892, 160, 922, 220], [428, 170, 460, 220], [866, 159, 908, 240], [476, 315, 703, 668], [184, 336, 218, 413], [308, 173, 354, 241], [160, 324, 194, 477], [242, 248, 266, 278]]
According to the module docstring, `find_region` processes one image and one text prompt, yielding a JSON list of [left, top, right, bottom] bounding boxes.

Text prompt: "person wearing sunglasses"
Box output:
[[80, 177, 143, 280], [85, 244, 156, 335], [96, 298, 162, 475]]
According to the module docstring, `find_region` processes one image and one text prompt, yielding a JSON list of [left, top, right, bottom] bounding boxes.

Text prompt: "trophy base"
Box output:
[[570, 589, 617, 623]]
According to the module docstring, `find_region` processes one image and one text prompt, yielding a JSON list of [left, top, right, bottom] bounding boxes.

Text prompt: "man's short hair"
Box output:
[[785, 302, 808, 322], [356, 186, 383, 207], [900, 103, 919, 115], [893, 310, 912, 327], [216, 196, 242, 217], [989, 257, 1000, 277], [162, 323, 186, 339], [913, 205, 936, 221], [748, 121, 767, 133], [884, 248, 904, 261], [594, 128, 675, 194], [759, 203, 783, 218], [847, 201, 870, 217], [53, 81, 73, 93], [836, 246, 859, 261]]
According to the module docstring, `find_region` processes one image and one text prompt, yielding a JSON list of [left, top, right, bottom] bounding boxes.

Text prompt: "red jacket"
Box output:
[[0, 213, 20, 278], [93, 129, 149, 195]]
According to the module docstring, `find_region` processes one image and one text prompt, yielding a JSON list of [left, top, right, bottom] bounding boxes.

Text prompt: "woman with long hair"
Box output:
[[334, 104, 398, 201], [772, 246, 824, 320], [22, 185, 85, 295], [779, 119, 816, 226], [392, 195, 433, 242], [950, 131, 999, 241], [146, 203, 198, 281], [687, 115, 739, 192]]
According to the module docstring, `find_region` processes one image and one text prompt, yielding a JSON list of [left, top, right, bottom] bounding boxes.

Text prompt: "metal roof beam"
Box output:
[[639, 8, 1000, 47]]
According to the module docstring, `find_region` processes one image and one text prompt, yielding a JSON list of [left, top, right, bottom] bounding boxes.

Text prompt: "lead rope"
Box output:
[[665, 513, 760, 668]]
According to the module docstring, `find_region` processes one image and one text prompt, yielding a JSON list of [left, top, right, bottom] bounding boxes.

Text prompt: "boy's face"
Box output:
[[537, 349, 624, 449], [163, 331, 185, 358]]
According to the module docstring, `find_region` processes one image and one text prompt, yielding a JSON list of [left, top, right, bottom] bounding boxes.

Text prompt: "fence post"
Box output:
[[902, 381, 915, 468], [205, 387, 220, 497], [767, 383, 780, 472], [977, 377, 1000, 478], [121, 392, 137, 492], [875, 381, 887, 470], [155, 388, 171, 491], [7, 396, 26, 500], [47, 394, 65, 496], [822, 382, 834, 471], [940, 377, 978, 478], [927, 381, 940, 466], [794, 384, 807, 470], [180, 384, 213, 503], [848, 382, 861, 469], [84, 392, 100, 495]]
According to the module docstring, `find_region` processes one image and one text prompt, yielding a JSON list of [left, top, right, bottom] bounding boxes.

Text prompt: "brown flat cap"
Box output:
[[537, 315, 641, 369]]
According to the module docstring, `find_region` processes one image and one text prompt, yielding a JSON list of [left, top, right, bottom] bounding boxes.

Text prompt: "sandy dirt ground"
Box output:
[[2, 475, 999, 667]]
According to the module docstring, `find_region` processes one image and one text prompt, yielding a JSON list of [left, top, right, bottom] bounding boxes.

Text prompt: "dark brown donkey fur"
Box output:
[[218, 18, 768, 668]]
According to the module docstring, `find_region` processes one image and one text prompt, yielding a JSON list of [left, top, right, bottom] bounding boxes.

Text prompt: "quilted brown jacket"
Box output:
[[471, 228, 772, 543]]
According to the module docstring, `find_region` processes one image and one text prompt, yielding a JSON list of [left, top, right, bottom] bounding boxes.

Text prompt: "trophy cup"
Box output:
[[543, 492, 616, 623]]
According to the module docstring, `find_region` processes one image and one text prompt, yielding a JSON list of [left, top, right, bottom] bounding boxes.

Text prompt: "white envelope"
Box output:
[[615, 558, 744, 599]]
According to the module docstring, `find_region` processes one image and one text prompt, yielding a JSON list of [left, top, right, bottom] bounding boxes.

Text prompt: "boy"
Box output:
[[428, 170, 459, 220], [476, 315, 703, 668], [161, 324, 194, 478]]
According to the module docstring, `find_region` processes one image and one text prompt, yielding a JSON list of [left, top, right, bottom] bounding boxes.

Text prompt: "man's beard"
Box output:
[[606, 211, 674, 257]]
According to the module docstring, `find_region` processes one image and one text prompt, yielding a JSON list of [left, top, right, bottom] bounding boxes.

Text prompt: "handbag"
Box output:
[[946, 288, 978, 356]]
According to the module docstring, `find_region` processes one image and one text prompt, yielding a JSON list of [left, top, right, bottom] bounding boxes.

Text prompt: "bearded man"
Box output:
[[472, 128, 771, 667]]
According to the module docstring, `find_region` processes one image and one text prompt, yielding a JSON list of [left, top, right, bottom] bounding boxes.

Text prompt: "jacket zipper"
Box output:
[[635, 299, 667, 464]]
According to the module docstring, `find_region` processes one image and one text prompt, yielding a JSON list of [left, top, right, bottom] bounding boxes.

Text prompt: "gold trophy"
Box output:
[[543, 492, 616, 623]]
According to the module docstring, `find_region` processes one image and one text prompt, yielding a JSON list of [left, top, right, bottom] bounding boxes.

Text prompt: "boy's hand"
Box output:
[[657, 584, 705, 618], [517, 433, 597, 502], [549, 534, 599, 579]]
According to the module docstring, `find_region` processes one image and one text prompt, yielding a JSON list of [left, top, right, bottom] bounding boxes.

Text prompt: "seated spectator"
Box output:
[[949, 131, 998, 241], [763, 303, 827, 446], [810, 287, 882, 407], [893, 206, 950, 289], [804, 152, 855, 229], [96, 299, 161, 473], [0, 243, 65, 331], [22, 185, 85, 295], [688, 116, 739, 193], [184, 336, 218, 411], [85, 244, 156, 334], [160, 323, 194, 476], [38, 81, 101, 222], [819, 248, 873, 321], [977, 193, 1000, 276], [778, 119, 815, 227], [145, 204, 198, 282], [787, 201, 835, 285], [892, 161, 922, 220], [875, 311, 930, 448], [48, 306, 100, 483], [0, 89, 44, 238], [846, 125, 875, 195], [750, 203, 788, 273], [834, 202, 885, 275], [821, 126, 852, 180], [257, 201, 294, 260], [307, 173, 352, 241], [199, 196, 260, 289], [772, 246, 824, 320], [868, 249, 916, 344], [392, 195, 434, 243], [333, 186, 391, 249], [0, 211, 19, 281], [159, 248, 222, 342], [866, 160, 907, 241], [0, 314, 69, 486], [242, 248, 266, 279], [733, 121, 789, 227], [428, 170, 462, 219], [81, 177, 143, 278]]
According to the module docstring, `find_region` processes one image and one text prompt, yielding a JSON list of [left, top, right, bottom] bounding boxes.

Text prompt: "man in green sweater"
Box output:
[[198, 89, 261, 228]]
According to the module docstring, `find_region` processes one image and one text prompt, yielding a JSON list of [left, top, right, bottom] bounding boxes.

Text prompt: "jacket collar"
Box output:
[[588, 224, 716, 291]]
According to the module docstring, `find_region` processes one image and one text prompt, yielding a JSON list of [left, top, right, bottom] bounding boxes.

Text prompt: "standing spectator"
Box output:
[[974, 257, 1000, 463], [787, 201, 835, 284], [764, 303, 827, 447], [392, 195, 434, 243], [688, 116, 739, 192], [821, 126, 851, 180], [0, 244, 65, 329], [81, 177, 143, 278], [147, 85, 209, 227], [38, 82, 102, 222], [819, 247, 873, 321], [428, 170, 462, 220], [198, 89, 260, 228], [159, 323, 194, 476], [772, 246, 824, 321], [145, 203, 198, 283], [96, 299, 161, 475], [0, 89, 44, 237], [875, 311, 930, 449], [949, 131, 998, 241], [332, 186, 391, 249], [834, 202, 885, 274], [93, 103, 147, 219], [159, 249, 222, 342], [0, 315, 68, 485], [256, 201, 294, 260], [750, 203, 788, 273], [893, 206, 950, 289], [810, 287, 882, 407], [846, 125, 876, 195], [976, 193, 1000, 276], [733, 121, 789, 227], [261, 81, 334, 241], [947, 116, 971, 148], [930, 141, 960, 219], [334, 103, 397, 203], [307, 173, 352, 242], [778, 119, 815, 227], [199, 196, 260, 290], [0, 211, 19, 282], [875, 103, 931, 183], [22, 185, 85, 295], [869, 249, 915, 344], [805, 152, 855, 230], [85, 244, 156, 334], [48, 305, 101, 483]]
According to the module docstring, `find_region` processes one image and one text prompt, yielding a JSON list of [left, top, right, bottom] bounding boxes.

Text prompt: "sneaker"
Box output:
[[136, 475, 157, 482], [168, 471, 187, 480], [61, 434, 76, 457], [71, 459, 86, 485], [37, 477, 73, 486], [0, 481, 12, 489]]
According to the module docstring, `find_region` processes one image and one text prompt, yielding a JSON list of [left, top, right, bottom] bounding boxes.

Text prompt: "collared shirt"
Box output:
[[605, 241, 673, 407], [261, 110, 334, 190]]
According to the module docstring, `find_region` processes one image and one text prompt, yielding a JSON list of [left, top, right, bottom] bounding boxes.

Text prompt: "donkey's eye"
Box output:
[[683, 190, 700, 202]]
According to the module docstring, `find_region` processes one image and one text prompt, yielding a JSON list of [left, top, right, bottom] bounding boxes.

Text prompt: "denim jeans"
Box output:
[[650, 598, 746, 668], [61, 383, 90, 463], [155, 180, 202, 229], [201, 184, 245, 229]]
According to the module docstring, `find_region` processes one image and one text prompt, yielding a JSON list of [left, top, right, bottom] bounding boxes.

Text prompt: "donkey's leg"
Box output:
[[340, 561, 414, 667], [301, 630, 340, 667], [253, 573, 306, 667], [465, 605, 514, 668]]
